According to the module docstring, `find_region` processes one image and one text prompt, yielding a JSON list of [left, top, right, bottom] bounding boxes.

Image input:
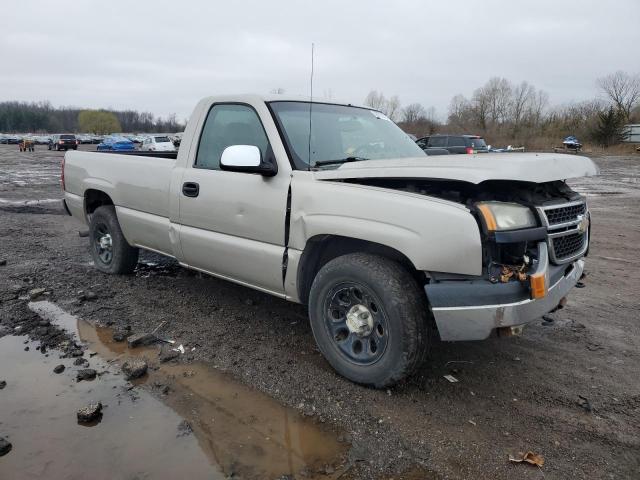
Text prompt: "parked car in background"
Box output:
[[140, 135, 176, 152], [48, 134, 78, 151], [96, 136, 136, 152], [34, 135, 51, 145], [417, 135, 488, 154], [1, 135, 22, 144]]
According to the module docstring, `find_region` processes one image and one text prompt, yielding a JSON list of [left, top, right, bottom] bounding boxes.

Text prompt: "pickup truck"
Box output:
[[62, 95, 598, 387]]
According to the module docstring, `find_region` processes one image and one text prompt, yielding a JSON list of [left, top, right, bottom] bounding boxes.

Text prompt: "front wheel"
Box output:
[[308, 253, 430, 388], [89, 205, 139, 274]]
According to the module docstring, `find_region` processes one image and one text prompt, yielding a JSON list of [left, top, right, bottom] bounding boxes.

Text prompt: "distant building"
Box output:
[[622, 124, 640, 143]]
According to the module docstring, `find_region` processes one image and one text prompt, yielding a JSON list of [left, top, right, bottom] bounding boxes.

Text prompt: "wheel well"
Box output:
[[85, 189, 114, 215], [297, 235, 425, 304]]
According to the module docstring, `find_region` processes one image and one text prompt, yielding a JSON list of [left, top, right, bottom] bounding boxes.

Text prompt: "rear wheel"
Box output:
[[89, 206, 139, 274], [308, 253, 429, 388]]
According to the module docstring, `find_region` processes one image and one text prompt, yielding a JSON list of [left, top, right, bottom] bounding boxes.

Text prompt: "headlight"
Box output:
[[476, 201, 537, 231]]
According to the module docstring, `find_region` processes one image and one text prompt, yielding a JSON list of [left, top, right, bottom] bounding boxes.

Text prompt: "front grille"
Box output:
[[551, 232, 586, 261], [544, 203, 586, 226]]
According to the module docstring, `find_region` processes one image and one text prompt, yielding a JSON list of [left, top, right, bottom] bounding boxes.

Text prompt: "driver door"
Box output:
[[178, 103, 290, 296]]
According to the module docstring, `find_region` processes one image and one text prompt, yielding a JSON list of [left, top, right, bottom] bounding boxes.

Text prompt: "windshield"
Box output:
[[269, 102, 425, 169], [154, 136, 171, 142], [60, 134, 75, 140]]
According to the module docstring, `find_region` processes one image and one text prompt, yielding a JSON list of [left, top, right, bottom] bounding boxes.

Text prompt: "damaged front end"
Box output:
[[345, 177, 590, 341]]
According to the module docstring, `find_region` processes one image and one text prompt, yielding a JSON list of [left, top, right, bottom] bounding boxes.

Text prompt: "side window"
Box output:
[[428, 136, 447, 148], [447, 136, 466, 147], [195, 104, 270, 170]]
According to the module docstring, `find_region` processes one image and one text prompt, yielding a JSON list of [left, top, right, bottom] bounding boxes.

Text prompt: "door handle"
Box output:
[[182, 182, 199, 197]]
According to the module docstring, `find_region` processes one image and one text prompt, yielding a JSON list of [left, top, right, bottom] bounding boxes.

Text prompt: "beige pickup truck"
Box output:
[[62, 95, 597, 387]]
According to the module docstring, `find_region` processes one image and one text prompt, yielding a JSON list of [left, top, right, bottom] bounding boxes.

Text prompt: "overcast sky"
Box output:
[[1, 0, 638, 122]]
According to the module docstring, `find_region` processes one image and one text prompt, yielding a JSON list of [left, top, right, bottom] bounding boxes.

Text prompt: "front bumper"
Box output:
[[425, 242, 584, 341]]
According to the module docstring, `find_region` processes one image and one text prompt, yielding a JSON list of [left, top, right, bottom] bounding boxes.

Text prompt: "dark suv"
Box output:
[[48, 134, 78, 151], [416, 135, 488, 154]]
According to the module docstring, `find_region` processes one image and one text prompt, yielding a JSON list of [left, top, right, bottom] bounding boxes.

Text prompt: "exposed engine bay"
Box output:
[[342, 177, 587, 283]]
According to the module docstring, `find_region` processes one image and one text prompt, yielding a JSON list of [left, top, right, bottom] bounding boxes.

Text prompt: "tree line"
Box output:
[[365, 70, 640, 148], [0, 101, 185, 134]]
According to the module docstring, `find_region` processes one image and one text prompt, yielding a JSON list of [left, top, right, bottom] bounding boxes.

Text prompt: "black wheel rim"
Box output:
[[322, 282, 389, 365], [93, 223, 113, 265]]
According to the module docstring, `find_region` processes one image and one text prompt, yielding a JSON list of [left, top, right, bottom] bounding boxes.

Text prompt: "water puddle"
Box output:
[[2, 300, 345, 479]]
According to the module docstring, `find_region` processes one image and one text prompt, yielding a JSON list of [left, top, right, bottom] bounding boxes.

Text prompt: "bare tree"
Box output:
[[597, 71, 640, 121], [364, 90, 387, 111], [385, 95, 401, 121], [403, 103, 427, 123], [510, 81, 535, 133]]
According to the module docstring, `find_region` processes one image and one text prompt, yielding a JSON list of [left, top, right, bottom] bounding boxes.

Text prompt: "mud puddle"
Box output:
[[0, 300, 345, 479]]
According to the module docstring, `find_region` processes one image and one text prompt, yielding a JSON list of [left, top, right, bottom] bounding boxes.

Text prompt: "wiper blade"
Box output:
[[313, 156, 369, 167]]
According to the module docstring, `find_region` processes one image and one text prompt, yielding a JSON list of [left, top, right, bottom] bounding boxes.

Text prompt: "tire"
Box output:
[[308, 253, 429, 388], [89, 205, 139, 274]]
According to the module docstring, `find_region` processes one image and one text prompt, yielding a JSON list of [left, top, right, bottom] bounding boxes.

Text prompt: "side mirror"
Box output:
[[220, 145, 277, 176]]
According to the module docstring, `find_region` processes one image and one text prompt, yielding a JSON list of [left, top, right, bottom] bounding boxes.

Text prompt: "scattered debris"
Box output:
[[577, 395, 593, 412], [0, 380, 6, 389], [79, 291, 98, 301], [122, 359, 148, 380], [177, 420, 193, 437], [443, 375, 459, 383], [76, 369, 97, 381], [127, 332, 158, 348], [53, 365, 65, 374], [0, 259, 7, 266], [508, 451, 545, 467], [0, 437, 12, 456], [28, 288, 46, 300], [172, 344, 185, 354], [468, 420, 477, 426], [77, 402, 103, 423]]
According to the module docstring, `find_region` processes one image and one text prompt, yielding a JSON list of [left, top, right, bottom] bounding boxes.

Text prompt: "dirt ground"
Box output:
[[1, 144, 639, 479]]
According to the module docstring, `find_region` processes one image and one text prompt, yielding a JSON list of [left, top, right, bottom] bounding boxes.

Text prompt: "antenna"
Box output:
[[308, 43, 314, 168]]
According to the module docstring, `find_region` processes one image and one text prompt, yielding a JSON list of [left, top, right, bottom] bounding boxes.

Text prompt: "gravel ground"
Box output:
[[1, 144, 639, 479]]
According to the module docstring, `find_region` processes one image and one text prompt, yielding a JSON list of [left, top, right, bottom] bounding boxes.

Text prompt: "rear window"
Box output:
[[60, 134, 76, 140], [154, 136, 171, 142], [469, 137, 487, 148]]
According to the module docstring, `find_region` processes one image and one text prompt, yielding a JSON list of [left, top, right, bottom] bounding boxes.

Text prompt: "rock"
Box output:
[[53, 365, 65, 374], [127, 332, 157, 348], [76, 369, 97, 381], [122, 359, 148, 379], [73, 357, 88, 366], [77, 402, 102, 423], [0, 259, 7, 266], [112, 329, 127, 342], [70, 349, 84, 357], [24, 346, 30, 351], [176, 420, 193, 437], [159, 345, 179, 363], [0, 437, 12, 456], [0, 380, 6, 389], [85, 291, 98, 301], [28, 288, 46, 300]]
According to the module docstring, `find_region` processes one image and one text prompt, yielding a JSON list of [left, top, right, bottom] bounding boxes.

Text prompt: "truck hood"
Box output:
[[312, 153, 598, 184]]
